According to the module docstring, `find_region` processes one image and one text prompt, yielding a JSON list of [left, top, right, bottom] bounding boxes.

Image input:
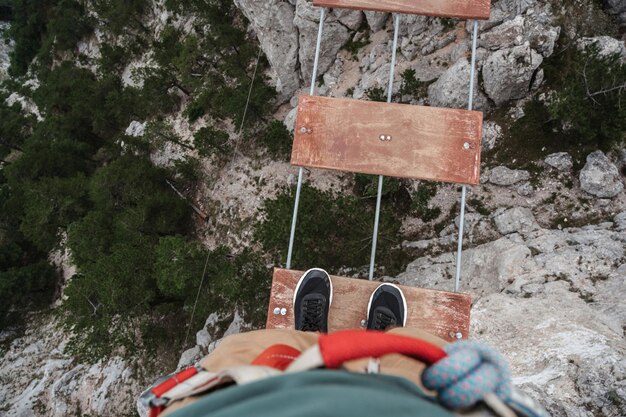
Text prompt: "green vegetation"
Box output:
[[489, 45, 625, 170], [260, 120, 292, 160], [256, 184, 405, 274], [410, 183, 441, 223], [365, 86, 386, 102], [439, 18, 458, 31], [0, 1, 12, 20], [398, 69, 428, 102], [0, 0, 278, 360], [342, 26, 371, 61], [194, 125, 232, 157], [485, 0, 623, 170], [545, 45, 626, 149], [353, 174, 402, 200]]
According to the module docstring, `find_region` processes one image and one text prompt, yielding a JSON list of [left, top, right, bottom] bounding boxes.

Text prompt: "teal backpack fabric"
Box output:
[[168, 370, 456, 417]]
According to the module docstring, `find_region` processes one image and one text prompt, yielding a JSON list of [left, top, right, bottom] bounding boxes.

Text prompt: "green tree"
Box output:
[[7, 0, 53, 76], [256, 184, 403, 273], [545, 46, 626, 148], [260, 120, 292, 160], [92, 0, 150, 36], [193, 125, 231, 157], [20, 175, 89, 251], [47, 0, 93, 51], [63, 155, 191, 356]]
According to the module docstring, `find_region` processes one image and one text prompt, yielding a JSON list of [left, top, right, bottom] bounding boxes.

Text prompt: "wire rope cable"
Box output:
[[286, 7, 327, 269], [454, 20, 479, 293], [182, 5, 275, 350], [369, 14, 401, 280]]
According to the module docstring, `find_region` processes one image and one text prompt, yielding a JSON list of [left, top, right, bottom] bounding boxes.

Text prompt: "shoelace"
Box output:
[[373, 310, 396, 330], [301, 298, 324, 331]]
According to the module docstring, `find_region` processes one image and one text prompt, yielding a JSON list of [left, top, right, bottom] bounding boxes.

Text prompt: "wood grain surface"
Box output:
[[312, 0, 491, 20], [266, 268, 471, 342], [292, 96, 482, 185]]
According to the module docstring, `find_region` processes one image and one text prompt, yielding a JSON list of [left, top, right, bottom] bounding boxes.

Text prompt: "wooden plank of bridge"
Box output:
[[312, 0, 491, 20], [266, 268, 471, 342], [292, 95, 482, 185]]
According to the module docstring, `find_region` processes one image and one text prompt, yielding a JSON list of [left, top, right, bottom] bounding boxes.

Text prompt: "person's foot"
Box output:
[[293, 268, 332, 332], [366, 283, 407, 331]]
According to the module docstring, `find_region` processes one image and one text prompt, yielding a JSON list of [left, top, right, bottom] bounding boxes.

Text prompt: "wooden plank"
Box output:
[[313, 0, 491, 20], [266, 268, 471, 342], [292, 96, 482, 185]]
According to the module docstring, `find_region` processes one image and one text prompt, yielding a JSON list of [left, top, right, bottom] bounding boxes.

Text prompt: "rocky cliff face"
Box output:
[[2, 0, 625, 416], [0, 317, 150, 417], [0, 21, 13, 82], [396, 214, 626, 417]]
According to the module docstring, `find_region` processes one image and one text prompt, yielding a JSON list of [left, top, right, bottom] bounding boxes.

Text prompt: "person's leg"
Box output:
[[199, 328, 319, 371], [358, 283, 448, 389], [201, 268, 333, 371]]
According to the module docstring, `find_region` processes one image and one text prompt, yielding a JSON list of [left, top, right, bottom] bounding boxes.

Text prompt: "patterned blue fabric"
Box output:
[[421, 341, 512, 410]]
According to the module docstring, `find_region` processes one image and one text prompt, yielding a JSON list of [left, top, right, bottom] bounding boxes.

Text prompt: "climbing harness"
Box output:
[[141, 331, 548, 417]]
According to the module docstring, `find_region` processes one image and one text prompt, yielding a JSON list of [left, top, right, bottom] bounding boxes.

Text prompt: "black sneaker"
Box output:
[[293, 268, 333, 333], [366, 283, 407, 331]]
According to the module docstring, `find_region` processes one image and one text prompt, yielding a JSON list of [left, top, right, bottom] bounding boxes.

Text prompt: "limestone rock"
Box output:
[[544, 152, 573, 171], [332, 9, 363, 31], [480, 16, 525, 50], [294, 0, 351, 84], [517, 181, 534, 197], [615, 211, 626, 230], [395, 237, 534, 296], [0, 318, 144, 417], [488, 166, 531, 186], [177, 346, 202, 369], [472, 284, 626, 417], [396, 219, 626, 417], [399, 16, 455, 60], [364, 11, 389, 32], [125, 121, 146, 137], [427, 59, 489, 110], [483, 46, 543, 105], [482, 121, 502, 151], [234, 0, 300, 101], [579, 151, 624, 198], [480, 16, 559, 57], [577, 36, 626, 58], [493, 207, 540, 235], [284, 107, 297, 133], [0, 22, 14, 82]]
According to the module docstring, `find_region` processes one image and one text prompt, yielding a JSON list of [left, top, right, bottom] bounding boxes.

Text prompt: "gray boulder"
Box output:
[[294, 0, 351, 85], [395, 221, 626, 417], [482, 121, 502, 151], [428, 59, 489, 110], [615, 211, 626, 230], [489, 166, 531, 186], [0, 22, 13, 82], [577, 36, 626, 58], [544, 152, 573, 171], [472, 284, 626, 417], [332, 9, 363, 31], [364, 11, 389, 32], [579, 151, 624, 198], [233, 0, 300, 101], [483, 45, 543, 105], [479, 16, 560, 58], [493, 207, 540, 235]]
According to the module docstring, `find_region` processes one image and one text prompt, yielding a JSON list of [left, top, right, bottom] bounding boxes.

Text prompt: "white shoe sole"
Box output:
[[366, 283, 408, 328]]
